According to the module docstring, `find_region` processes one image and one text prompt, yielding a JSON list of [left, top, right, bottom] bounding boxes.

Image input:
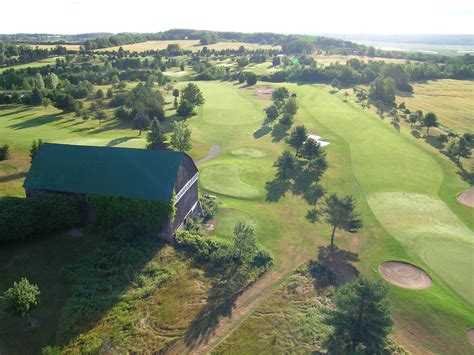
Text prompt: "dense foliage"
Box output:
[[325, 276, 393, 353], [3, 277, 41, 318], [0, 193, 82, 243], [87, 195, 175, 231]]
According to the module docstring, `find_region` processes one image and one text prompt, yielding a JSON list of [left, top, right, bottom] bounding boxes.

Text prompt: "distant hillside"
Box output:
[[0, 33, 113, 43]]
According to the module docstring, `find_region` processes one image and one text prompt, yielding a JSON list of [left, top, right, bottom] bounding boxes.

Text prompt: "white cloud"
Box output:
[[1, 0, 472, 34]]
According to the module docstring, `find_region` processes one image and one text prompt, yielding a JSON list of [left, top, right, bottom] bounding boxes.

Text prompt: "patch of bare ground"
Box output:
[[457, 188, 474, 208]]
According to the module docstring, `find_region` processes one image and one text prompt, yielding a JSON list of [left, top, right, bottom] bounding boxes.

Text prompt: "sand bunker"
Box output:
[[252, 85, 274, 100], [457, 188, 474, 208], [467, 328, 474, 346], [307, 134, 330, 147], [379, 261, 432, 289]]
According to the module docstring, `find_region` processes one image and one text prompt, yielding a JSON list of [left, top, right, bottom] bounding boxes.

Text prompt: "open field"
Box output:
[[313, 54, 410, 65], [397, 79, 474, 133], [99, 40, 280, 52], [1, 80, 473, 353], [0, 57, 62, 74], [24, 43, 81, 51]]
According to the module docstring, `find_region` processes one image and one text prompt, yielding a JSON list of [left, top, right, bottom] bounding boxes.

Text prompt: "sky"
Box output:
[[1, 0, 473, 35]]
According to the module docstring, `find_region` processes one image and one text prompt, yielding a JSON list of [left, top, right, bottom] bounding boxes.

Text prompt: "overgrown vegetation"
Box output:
[[87, 194, 175, 230], [0, 193, 82, 243]]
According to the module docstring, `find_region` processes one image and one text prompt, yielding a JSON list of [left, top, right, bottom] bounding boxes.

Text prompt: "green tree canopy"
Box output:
[[287, 125, 308, 156], [231, 221, 258, 266], [3, 277, 40, 318], [321, 193, 362, 247], [146, 119, 167, 150], [423, 112, 438, 133], [181, 83, 205, 107], [170, 121, 192, 152], [325, 276, 393, 353], [132, 108, 151, 135], [274, 150, 296, 180]]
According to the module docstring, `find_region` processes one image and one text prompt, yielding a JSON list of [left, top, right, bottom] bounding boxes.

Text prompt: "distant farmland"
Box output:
[[25, 44, 81, 51], [99, 40, 281, 52], [397, 79, 474, 133]]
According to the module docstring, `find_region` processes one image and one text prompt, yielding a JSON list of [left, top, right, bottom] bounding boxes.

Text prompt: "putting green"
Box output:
[[212, 208, 257, 241], [368, 192, 474, 305], [200, 164, 260, 199], [231, 147, 266, 158]]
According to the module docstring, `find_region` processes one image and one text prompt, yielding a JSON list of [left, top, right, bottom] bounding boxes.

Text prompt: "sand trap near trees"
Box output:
[[307, 134, 330, 147], [251, 85, 274, 100], [457, 188, 474, 208], [379, 261, 432, 289]]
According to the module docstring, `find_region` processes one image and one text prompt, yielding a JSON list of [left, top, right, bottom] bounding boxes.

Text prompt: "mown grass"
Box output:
[[0, 57, 63, 74], [397, 79, 474, 133], [0, 79, 473, 353]]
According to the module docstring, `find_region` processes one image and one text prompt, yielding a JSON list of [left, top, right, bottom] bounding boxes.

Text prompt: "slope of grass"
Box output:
[[0, 57, 62, 74], [397, 79, 474, 133]]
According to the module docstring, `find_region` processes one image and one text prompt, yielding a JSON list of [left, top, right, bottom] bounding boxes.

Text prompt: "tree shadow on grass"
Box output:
[[0, 171, 27, 183], [87, 120, 129, 134], [317, 246, 359, 285], [411, 129, 421, 139], [71, 126, 94, 133], [271, 123, 290, 142], [253, 125, 271, 139], [7, 113, 61, 129], [265, 179, 292, 202], [106, 136, 140, 147], [424, 135, 444, 150], [184, 268, 247, 349], [0, 107, 31, 116]]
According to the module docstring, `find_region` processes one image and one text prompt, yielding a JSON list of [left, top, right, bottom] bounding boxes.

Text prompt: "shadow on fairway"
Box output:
[[317, 246, 359, 285], [184, 268, 247, 349], [106, 136, 140, 146], [271, 123, 290, 142], [253, 125, 271, 139], [7, 113, 61, 129]]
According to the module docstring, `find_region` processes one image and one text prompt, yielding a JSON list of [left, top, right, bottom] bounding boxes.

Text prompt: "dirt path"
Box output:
[[195, 145, 220, 164]]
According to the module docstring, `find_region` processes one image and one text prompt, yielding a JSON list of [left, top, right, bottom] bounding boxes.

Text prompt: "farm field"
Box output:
[[0, 57, 62, 74], [397, 79, 474, 133], [313, 54, 409, 65], [25, 43, 81, 51], [99, 40, 281, 52], [1, 80, 473, 353]]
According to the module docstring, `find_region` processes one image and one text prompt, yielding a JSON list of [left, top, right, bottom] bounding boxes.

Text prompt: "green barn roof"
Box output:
[[23, 143, 185, 201]]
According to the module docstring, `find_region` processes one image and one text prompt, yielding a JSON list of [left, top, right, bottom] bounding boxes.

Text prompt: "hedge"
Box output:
[[174, 231, 273, 269], [0, 193, 82, 243], [87, 195, 175, 230]]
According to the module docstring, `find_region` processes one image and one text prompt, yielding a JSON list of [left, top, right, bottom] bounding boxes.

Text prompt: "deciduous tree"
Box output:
[[133, 109, 150, 135], [3, 277, 40, 320], [321, 193, 362, 247], [170, 121, 192, 152]]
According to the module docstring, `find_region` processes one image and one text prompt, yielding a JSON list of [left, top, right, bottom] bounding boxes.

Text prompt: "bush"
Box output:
[[200, 195, 218, 221], [88, 195, 174, 231], [0, 193, 82, 243], [175, 231, 229, 263], [0, 144, 10, 160], [308, 260, 336, 288]]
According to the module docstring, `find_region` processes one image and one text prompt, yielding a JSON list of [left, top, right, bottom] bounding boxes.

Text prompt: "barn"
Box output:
[[23, 143, 201, 240]]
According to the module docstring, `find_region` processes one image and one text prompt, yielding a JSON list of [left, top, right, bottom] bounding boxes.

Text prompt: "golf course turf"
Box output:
[[1, 79, 473, 353]]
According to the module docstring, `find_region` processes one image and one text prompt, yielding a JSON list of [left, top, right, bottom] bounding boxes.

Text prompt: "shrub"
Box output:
[[200, 195, 218, 221], [0, 144, 10, 160], [3, 277, 40, 317], [175, 231, 227, 263], [87, 195, 174, 231], [0, 193, 82, 243], [308, 260, 337, 288]]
